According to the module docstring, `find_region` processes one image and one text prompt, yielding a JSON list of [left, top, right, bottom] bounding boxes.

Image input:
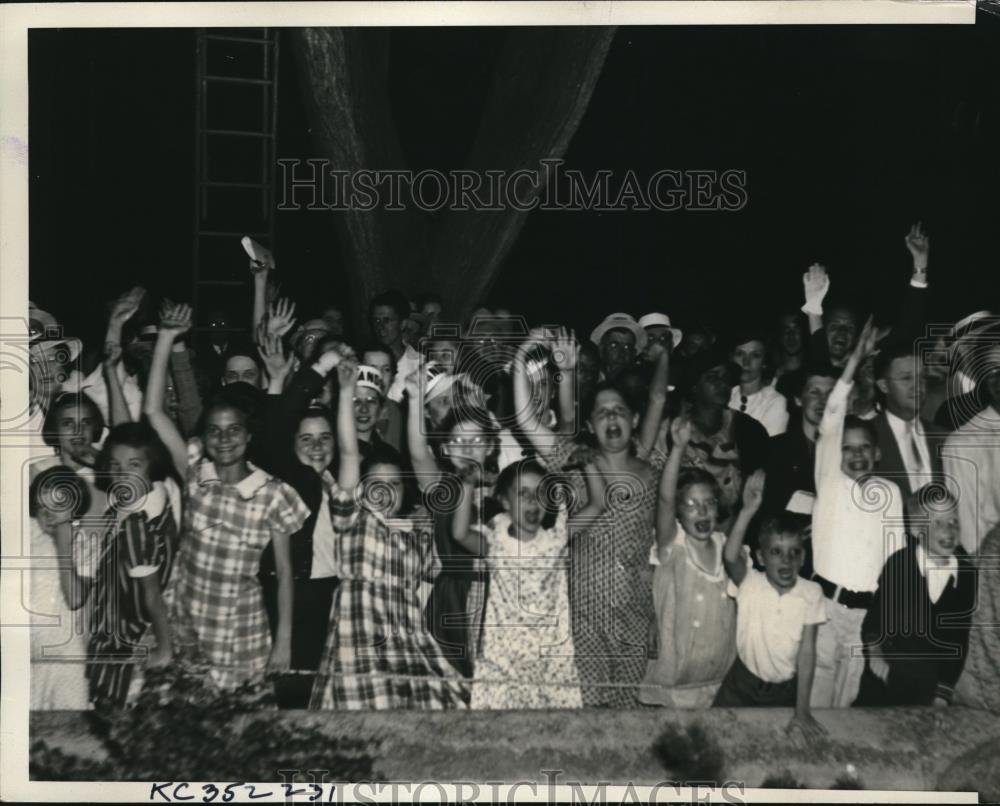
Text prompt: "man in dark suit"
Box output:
[[872, 342, 945, 499]]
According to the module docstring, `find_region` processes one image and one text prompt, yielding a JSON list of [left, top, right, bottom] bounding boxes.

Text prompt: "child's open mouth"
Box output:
[[693, 519, 712, 534]]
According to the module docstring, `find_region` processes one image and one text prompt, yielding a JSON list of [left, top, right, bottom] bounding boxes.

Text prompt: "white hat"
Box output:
[[355, 365, 386, 397], [424, 362, 456, 403], [28, 301, 81, 363], [637, 312, 683, 348], [589, 313, 647, 352]]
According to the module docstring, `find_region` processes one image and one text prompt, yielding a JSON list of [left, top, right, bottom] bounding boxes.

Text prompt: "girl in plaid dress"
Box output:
[[310, 360, 467, 710], [145, 303, 310, 695]]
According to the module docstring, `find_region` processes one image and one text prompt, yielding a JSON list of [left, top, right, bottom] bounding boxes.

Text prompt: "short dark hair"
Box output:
[[95, 421, 172, 492], [361, 441, 420, 516], [822, 302, 861, 326], [758, 514, 806, 551], [843, 414, 878, 445], [676, 467, 721, 501], [583, 380, 641, 421], [221, 339, 264, 374], [874, 342, 917, 381], [42, 392, 105, 448], [360, 342, 397, 374], [29, 465, 91, 521], [793, 361, 840, 398], [369, 291, 410, 322], [199, 386, 259, 440]]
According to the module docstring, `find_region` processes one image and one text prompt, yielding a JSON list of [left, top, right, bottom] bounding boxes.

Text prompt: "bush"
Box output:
[[651, 722, 725, 784], [31, 667, 380, 782], [760, 772, 805, 789]]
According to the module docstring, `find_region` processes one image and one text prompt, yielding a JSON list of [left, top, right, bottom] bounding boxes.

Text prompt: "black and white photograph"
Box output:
[[3, 1, 1000, 802]]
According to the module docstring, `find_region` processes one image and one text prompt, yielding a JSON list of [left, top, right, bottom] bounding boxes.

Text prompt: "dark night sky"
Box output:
[[28, 17, 1000, 348]]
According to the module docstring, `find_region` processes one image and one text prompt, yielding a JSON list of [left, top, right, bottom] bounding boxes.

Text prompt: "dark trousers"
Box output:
[[260, 574, 339, 709], [712, 656, 797, 708]]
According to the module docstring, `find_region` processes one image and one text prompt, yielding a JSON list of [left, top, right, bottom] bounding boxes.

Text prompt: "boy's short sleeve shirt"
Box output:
[[729, 565, 827, 684]]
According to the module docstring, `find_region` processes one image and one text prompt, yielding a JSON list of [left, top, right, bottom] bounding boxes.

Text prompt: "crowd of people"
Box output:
[[25, 224, 1000, 737]]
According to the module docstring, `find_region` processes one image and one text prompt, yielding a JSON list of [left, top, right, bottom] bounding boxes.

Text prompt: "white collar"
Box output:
[[115, 479, 168, 521], [885, 408, 921, 435], [915, 543, 958, 580], [197, 460, 271, 499]]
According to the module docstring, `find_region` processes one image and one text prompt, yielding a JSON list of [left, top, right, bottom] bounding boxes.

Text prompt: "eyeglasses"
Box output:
[[679, 497, 719, 512], [447, 435, 487, 446]]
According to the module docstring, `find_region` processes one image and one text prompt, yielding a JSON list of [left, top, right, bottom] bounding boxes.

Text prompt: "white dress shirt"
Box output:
[[915, 544, 958, 605], [730, 384, 789, 437], [812, 379, 906, 593], [884, 409, 932, 493], [942, 405, 1000, 555]]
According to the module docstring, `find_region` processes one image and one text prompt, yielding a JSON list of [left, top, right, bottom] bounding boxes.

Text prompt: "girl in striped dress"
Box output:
[[310, 359, 467, 710], [86, 422, 182, 709], [145, 303, 310, 696]]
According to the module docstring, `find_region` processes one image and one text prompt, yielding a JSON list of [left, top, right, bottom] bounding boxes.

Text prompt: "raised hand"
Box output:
[[256, 328, 293, 380], [336, 357, 358, 389], [403, 366, 422, 401], [801, 263, 830, 316], [267, 297, 297, 338], [158, 301, 193, 337], [103, 339, 123, 367], [742, 468, 766, 512], [852, 315, 878, 361], [905, 221, 929, 273], [245, 238, 276, 274], [550, 327, 578, 372], [670, 415, 692, 448], [109, 286, 145, 326]]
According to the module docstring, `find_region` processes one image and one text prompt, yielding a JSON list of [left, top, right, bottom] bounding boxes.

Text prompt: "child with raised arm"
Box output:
[[714, 472, 827, 744], [86, 422, 182, 709], [639, 417, 737, 708], [310, 359, 467, 710], [454, 459, 581, 709], [144, 302, 310, 698], [809, 317, 906, 708]]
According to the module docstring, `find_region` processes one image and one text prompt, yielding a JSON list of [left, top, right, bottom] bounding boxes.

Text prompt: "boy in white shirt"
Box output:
[[716, 471, 827, 744], [810, 318, 907, 708]]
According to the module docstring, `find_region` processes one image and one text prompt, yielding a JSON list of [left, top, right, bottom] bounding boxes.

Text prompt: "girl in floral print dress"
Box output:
[[310, 359, 467, 710], [145, 303, 310, 695], [460, 459, 581, 709]]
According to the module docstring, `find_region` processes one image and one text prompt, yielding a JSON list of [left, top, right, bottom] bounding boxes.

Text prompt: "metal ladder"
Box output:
[[192, 28, 279, 340]]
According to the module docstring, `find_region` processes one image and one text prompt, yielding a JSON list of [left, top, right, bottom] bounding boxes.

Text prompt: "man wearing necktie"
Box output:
[[872, 343, 945, 498]]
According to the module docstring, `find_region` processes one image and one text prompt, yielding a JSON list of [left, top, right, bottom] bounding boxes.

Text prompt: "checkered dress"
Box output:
[[169, 460, 310, 693], [310, 487, 468, 710], [541, 436, 665, 707]]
